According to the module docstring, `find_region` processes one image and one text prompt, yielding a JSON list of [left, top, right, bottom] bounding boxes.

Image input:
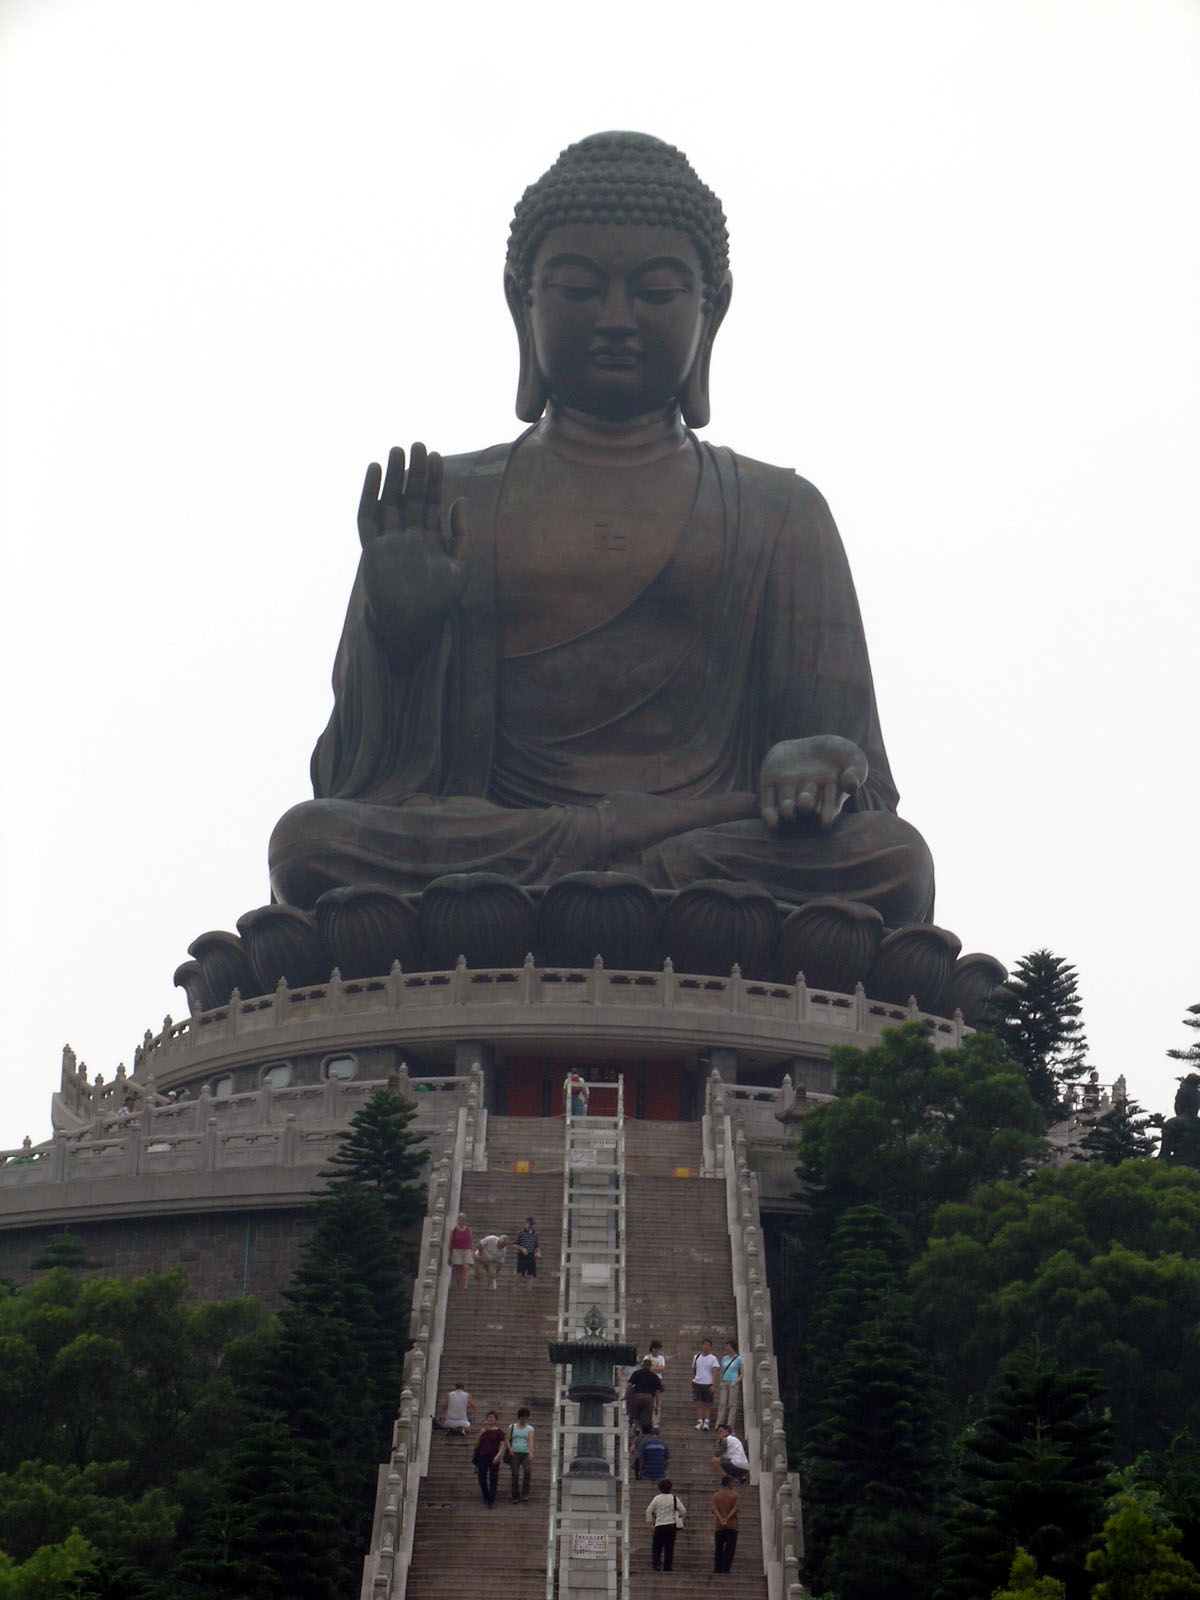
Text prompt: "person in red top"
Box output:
[[472, 1410, 507, 1506], [448, 1212, 473, 1290]]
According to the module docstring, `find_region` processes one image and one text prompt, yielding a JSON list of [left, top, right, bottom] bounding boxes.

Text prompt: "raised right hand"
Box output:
[[358, 442, 469, 658]]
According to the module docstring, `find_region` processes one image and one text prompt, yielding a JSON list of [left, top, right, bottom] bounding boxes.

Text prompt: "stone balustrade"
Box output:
[[0, 1073, 478, 1198], [86, 961, 969, 1091], [360, 1071, 481, 1598], [708, 1070, 805, 1600]]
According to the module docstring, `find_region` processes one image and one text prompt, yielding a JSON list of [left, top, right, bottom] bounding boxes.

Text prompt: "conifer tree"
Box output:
[[322, 1082, 427, 1242], [939, 1354, 1113, 1600], [176, 1086, 426, 1598], [799, 1207, 948, 1599], [986, 950, 1089, 1115], [1079, 1094, 1157, 1164], [1167, 1007, 1200, 1071]]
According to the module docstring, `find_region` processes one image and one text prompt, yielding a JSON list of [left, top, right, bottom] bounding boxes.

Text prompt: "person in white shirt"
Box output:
[[712, 1424, 750, 1483], [474, 1233, 510, 1290], [443, 1382, 475, 1437], [692, 1338, 722, 1430], [645, 1478, 685, 1572], [648, 1339, 667, 1426]]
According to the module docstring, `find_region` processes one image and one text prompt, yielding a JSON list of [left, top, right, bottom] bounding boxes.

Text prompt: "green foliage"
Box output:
[[797, 1207, 947, 1598], [912, 1162, 1200, 1454], [986, 950, 1089, 1115], [322, 1082, 427, 1243], [1079, 1095, 1158, 1164], [178, 1087, 426, 1598], [177, 1415, 346, 1600], [1167, 1008, 1200, 1072], [27, 1232, 99, 1274], [0, 1530, 100, 1600], [938, 1355, 1113, 1600], [990, 1548, 1066, 1598], [797, 1023, 1046, 1242], [1085, 1496, 1200, 1599], [0, 1461, 175, 1569]]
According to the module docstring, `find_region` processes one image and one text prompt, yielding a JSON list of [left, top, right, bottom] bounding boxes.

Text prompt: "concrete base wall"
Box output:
[[0, 1208, 313, 1307]]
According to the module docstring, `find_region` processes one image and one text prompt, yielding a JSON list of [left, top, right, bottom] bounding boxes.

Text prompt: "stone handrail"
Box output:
[[708, 1071, 805, 1600], [126, 962, 966, 1070], [360, 1065, 481, 1598], [3, 1074, 479, 1192]]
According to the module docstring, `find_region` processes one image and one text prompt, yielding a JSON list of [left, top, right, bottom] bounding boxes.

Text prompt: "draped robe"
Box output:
[[269, 435, 934, 924]]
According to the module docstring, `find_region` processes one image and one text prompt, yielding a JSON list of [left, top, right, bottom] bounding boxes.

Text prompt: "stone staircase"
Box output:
[[402, 1117, 767, 1599], [624, 1128, 765, 1597]]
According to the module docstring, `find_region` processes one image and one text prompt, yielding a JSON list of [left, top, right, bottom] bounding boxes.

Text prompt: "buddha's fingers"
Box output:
[[358, 460, 384, 546], [778, 782, 802, 823], [760, 784, 779, 830], [379, 445, 407, 509], [405, 441, 430, 516], [817, 783, 842, 829], [423, 451, 444, 532], [447, 497, 470, 564]]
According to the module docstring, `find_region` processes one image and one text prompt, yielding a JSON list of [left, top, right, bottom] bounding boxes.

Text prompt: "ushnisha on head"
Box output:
[[505, 132, 733, 428]]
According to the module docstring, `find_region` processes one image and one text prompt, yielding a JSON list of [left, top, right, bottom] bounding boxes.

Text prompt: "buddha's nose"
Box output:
[[595, 283, 637, 335]]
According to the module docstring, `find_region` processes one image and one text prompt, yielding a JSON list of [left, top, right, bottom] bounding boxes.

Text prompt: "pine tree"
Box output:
[[800, 1208, 948, 1600], [28, 1230, 99, 1273], [1079, 1095, 1158, 1164], [1167, 1007, 1200, 1071], [1085, 1496, 1200, 1599], [986, 950, 1090, 1116], [175, 1089, 426, 1598], [176, 1414, 346, 1600], [322, 1084, 427, 1243], [939, 1354, 1113, 1600]]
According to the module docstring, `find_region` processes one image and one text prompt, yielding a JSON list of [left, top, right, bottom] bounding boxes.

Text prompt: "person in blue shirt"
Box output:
[[635, 1427, 671, 1483]]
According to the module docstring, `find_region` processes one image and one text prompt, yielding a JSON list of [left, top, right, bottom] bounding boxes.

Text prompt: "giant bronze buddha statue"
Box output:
[[268, 133, 935, 931]]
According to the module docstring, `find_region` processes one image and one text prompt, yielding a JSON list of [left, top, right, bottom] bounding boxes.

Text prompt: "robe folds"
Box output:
[[269, 435, 934, 923]]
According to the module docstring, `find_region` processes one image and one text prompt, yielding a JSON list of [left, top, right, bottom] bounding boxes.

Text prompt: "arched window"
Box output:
[[323, 1054, 358, 1082], [211, 1075, 235, 1099], [261, 1062, 293, 1089]]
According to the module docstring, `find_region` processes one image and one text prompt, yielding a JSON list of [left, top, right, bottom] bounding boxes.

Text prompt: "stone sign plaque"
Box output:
[[571, 1532, 610, 1558]]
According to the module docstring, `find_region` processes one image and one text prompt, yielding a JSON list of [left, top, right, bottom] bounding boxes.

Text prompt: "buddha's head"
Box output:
[[505, 133, 732, 428]]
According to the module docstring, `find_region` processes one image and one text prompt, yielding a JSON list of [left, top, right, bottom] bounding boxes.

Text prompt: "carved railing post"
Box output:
[[202, 1117, 219, 1172]]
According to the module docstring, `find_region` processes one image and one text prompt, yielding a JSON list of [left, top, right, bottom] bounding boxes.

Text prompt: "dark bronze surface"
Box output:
[[267, 133, 935, 927]]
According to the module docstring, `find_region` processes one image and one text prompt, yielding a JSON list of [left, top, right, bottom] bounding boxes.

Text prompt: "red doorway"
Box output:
[[502, 1057, 687, 1120]]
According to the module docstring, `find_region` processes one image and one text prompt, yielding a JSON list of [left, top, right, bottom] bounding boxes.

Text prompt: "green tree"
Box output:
[[986, 950, 1089, 1115], [802, 1296, 946, 1599], [1085, 1496, 1200, 1599], [176, 1415, 346, 1600], [991, 1548, 1066, 1598], [797, 1023, 1046, 1243], [178, 1087, 426, 1598], [322, 1082, 427, 1242], [0, 1531, 100, 1600], [1079, 1093, 1158, 1164], [911, 1162, 1200, 1455], [1167, 1007, 1200, 1071], [27, 1232, 99, 1274], [939, 1355, 1113, 1600]]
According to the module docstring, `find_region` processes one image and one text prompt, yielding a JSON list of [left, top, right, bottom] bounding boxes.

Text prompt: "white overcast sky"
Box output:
[[2, 0, 1197, 1149]]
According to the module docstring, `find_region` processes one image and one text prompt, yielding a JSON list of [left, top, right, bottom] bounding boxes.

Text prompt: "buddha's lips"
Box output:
[[591, 349, 641, 369]]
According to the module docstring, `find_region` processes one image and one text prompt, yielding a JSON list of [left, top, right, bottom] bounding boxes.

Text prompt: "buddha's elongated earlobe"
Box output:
[[505, 270, 550, 423], [682, 273, 732, 430]]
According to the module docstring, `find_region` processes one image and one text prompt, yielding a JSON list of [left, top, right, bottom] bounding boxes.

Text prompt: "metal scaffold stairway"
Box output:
[[546, 1081, 634, 1600]]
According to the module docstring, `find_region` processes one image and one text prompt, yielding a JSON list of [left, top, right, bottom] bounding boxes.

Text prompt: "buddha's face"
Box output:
[[527, 223, 708, 421]]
